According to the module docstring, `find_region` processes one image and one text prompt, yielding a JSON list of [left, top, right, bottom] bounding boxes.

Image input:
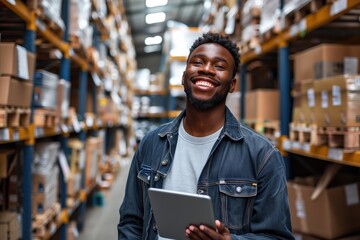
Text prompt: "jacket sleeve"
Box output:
[[231, 149, 294, 240], [117, 146, 145, 240]]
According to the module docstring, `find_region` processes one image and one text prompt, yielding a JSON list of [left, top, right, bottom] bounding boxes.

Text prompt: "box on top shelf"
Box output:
[[313, 74, 360, 127], [34, 70, 59, 109], [0, 43, 36, 81], [294, 44, 360, 82], [0, 76, 33, 108], [245, 89, 279, 121], [288, 174, 360, 239]]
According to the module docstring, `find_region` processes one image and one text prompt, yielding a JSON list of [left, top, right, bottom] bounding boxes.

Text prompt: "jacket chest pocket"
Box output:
[[137, 164, 165, 188], [219, 182, 257, 233]]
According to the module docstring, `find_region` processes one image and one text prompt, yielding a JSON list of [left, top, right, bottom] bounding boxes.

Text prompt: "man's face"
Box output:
[[182, 43, 236, 111]]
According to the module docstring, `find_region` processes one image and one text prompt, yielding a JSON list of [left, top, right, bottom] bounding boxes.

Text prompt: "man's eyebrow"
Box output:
[[190, 54, 230, 64]]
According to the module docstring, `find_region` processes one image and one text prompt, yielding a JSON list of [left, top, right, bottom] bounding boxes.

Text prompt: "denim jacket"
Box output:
[[118, 108, 294, 240]]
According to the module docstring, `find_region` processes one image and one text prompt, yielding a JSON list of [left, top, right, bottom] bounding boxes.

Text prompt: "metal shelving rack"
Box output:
[[0, 0, 134, 239], [238, 0, 360, 173]]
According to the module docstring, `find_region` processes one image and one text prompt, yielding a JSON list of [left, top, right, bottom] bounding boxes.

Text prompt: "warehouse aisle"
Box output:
[[79, 158, 131, 240]]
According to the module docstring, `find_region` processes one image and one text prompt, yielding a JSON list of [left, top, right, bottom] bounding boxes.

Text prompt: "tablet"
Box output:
[[148, 188, 216, 240]]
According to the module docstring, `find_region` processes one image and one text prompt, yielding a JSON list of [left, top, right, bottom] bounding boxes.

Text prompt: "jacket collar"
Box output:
[[158, 107, 244, 141]]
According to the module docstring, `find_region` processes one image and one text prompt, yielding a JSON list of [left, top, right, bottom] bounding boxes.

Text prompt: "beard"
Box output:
[[184, 83, 231, 111]]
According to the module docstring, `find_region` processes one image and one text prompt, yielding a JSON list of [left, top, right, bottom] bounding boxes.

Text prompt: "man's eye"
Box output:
[[215, 65, 225, 69]]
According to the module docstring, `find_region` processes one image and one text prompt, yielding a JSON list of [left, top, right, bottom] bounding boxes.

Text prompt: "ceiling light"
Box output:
[[146, 12, 166, 24], [144, 45, 162, 53], [145, 36, 163, 45], [146, 0, 168, 8]]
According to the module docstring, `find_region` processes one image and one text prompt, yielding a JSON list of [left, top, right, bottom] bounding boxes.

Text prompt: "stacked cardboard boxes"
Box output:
[[0, 43, 35, 115], [292, 44, 360, 126]]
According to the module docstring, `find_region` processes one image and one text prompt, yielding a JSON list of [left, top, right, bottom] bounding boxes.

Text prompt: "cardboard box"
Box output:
[[0, 43, 36, 81], [0, 212, 19, 240], [245, 89, 279, 121], [293, 44, 360, 82], [288, 175, 360, 239], [313, 75, 360, 127], [0, 76, 33, 107], [32, 166, 59, 194], [32, 187, 58, 215]]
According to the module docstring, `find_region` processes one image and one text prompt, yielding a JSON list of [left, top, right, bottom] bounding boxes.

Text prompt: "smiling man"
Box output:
[[118, 32, 294, 240]]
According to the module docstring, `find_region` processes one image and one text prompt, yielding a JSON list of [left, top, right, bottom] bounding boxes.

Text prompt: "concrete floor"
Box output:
[[79, 158, 131, 240]]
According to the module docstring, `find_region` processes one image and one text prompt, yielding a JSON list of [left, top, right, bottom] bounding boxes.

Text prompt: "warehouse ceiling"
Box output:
[[122, 0, 205, 57]]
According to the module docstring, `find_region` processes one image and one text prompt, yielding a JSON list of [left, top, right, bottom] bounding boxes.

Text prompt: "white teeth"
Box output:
[[195, 81, 214, 87]]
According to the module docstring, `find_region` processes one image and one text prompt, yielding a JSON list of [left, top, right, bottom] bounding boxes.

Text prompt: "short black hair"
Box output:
[[188, 32, 240, 77]]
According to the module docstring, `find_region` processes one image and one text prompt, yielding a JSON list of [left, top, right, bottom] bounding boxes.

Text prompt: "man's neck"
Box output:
[[183, 105, 226, 137]]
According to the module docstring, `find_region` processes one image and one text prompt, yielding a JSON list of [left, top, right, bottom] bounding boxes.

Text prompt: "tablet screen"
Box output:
[[148, 188, 216, 240]]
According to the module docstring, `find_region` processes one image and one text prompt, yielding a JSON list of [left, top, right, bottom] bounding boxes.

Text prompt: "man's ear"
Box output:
[[229, 78, 237, 93]]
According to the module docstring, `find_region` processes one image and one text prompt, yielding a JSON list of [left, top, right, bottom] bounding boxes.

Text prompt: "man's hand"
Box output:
[[185, 220, 231, 240]]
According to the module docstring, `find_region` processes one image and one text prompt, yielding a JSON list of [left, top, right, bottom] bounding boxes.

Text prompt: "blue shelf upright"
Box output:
[[22, 12, 36, 240], [77, 70, 88, 230], [58, 0, 71, 238], [278, 42, 292, 179]]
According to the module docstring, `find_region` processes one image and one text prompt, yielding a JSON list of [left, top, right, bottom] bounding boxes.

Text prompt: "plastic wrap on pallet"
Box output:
[[92, 0, 108, 19], [259, 0, 280, 35], [34, 70, 59, 109], [69, 0, 91, 37], [283, 0, 312, 16], [241, 0, 263, 26], [33, 142, 60, 174], [39, 0, 65, 30], [241, 24, 260, 43]]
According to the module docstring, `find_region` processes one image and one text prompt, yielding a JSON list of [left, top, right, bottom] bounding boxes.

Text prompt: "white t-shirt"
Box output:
[[158, 119, 222, 240]]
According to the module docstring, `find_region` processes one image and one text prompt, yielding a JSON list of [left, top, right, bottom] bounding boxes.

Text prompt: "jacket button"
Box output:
[[153, 224, 157, 232], [161, 159, 168, 166], [154, 174, 160, 181], [236, 186, 242, 193]]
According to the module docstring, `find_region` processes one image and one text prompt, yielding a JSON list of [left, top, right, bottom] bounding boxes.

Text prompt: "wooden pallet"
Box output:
[[321, 126, 360, 151], [0, 106, 30, 128], [263, 120, 280, 137], [290, 123, 360, 151], [32, 202, 61, 239], [34, 108, 59, 128], [245, 120, 280, 140]]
